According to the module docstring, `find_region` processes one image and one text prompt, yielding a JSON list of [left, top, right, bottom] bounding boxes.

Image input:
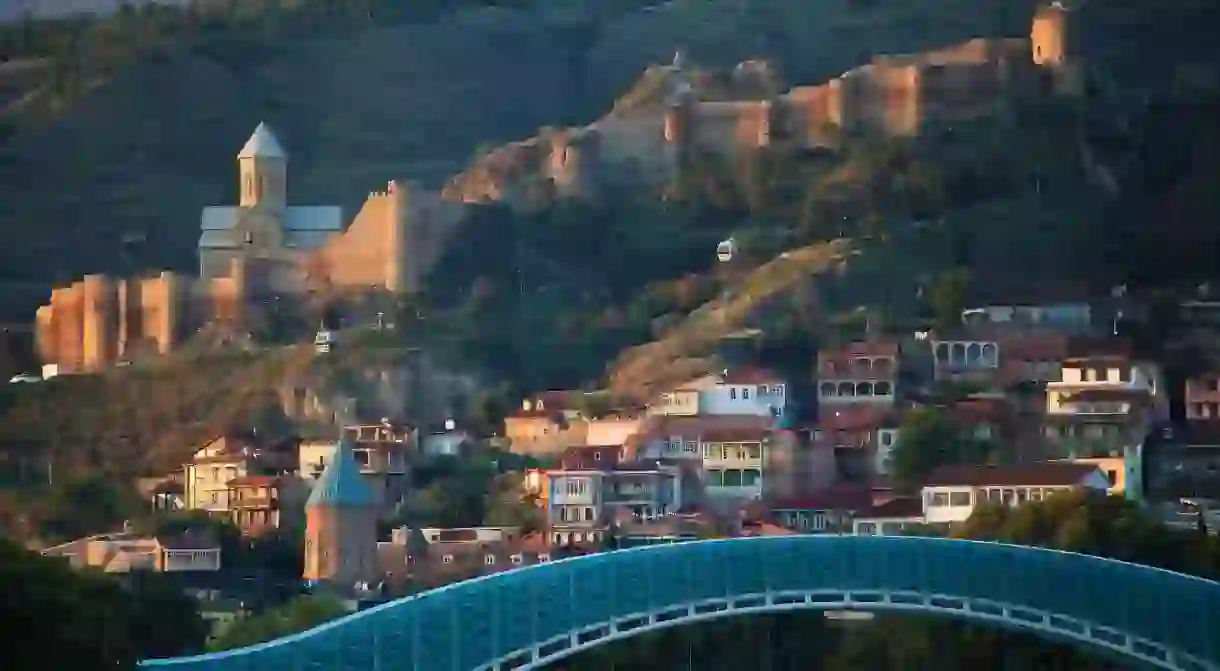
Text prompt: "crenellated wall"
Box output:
[[441, 6, 1074, 208]]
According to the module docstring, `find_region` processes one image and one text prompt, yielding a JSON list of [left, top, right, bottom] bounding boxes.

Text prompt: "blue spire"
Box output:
[[306, 436, 375, 508]]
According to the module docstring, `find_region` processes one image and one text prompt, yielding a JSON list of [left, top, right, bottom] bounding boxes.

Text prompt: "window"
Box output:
[[685, 441, 698, 454], [538, 553, 551, 563], [1106, 470, 1117, 486], [484, 554, 496, 565], [857, 523, 877, 535], [730, 388, 737, 400], [949, 491, 971, 506], [442, 555, 453, 564], [742, 388, 750, 400], [585, 507, 594, 521], [930, 492, 949, 507], [210, 492, 218, 504], [880, 432, 893, 447], [211, 467, 219, 481], [244, 230, 254, 245], [510, 554, 523, 565]]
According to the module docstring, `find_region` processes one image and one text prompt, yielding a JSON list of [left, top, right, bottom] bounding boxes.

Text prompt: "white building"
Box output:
[[1046, 355, 1163, 416], [920, 463, 1110, 525], [545, 446, 684, 546], [650, 368, 786, 417]]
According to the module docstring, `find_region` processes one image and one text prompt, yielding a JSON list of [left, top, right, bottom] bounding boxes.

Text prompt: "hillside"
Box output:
[[0, 0, 1047, 319]]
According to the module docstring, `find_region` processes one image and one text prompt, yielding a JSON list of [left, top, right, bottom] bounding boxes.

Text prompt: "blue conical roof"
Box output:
[[306, 437, 376, 508]]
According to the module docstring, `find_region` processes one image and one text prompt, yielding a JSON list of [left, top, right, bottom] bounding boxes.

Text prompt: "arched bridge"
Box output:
[[143, 536, 1220, 671]]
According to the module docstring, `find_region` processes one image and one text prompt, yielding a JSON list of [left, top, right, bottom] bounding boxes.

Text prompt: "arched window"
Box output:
[[837, 382, 855, 396], [951, 343, 967, 365], [935, 343, 950, 363], [981, 343, 999, 366], [966, 342, 982, 364], [820, 382, 836, 397], [857, 382, 874, 397], [875, 381, 892, 396]]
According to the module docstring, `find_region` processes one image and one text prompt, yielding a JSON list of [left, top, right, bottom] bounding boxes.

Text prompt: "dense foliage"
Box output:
[[209, 594, 349, 652], [0, 537, 207, 671]]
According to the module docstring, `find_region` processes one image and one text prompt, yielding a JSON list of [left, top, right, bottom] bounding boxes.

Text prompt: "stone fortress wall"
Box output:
[[442, 4, 1077, 205], [33, 4, 1075, 374]]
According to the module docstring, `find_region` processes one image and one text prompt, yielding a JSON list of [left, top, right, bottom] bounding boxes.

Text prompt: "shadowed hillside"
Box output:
[[0, 0, 1046, 319]]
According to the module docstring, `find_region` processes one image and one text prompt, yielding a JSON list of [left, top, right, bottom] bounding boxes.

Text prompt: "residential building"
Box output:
[[813, 405, 899, 482], [920, 463, 1109, 526], [299, 425, 410, 512], [183, 433, 297, 516], [585, 413, 647, 446], [544, 446, 684, 546], [770, 486, 878, 533], [226, 475, 304, 536], [961, 301, 1093, 332], [628, 414, 775, 500], [378, 527, 552, 593], [303, 441, 378, 589], [420, 424, 473, 457], [1186, 374, 1220, 420], [930, 335, 1000, 382], [1054, 456, 1125, 495], [653, 368, 787, 417], [504, 392, 589, 457], [765, 411, 837, 501], [42, 531, 222, 573], [851, 497, 925, 536], [1043, 351, 1162, 459], [1139, 421, 1220, 502], [998, 332, 1068, 385], [817, 341, 899, 407], [649, 389, 701, 416]]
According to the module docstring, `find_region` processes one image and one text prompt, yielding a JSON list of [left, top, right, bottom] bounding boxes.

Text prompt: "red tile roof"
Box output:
[[722, 367, 784, 384], [226, 475, 284, 487], [922, 463, 1099, 488], [858, 497, 923, 519], [772, 486, 876, 511], [1000, 333, 1068, 361], [558, 445, 622, 470], [633, 414, 774, 443], [816, 406, 897, 431]]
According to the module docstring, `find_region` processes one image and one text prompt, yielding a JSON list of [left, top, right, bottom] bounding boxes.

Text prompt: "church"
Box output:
[[34, 123, 467, 373]]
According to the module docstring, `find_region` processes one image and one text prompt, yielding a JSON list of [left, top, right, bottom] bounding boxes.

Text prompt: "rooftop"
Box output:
[[923, 462, 1100, 488], [306, 437, 376, 508], [237, 122, 287, 160]]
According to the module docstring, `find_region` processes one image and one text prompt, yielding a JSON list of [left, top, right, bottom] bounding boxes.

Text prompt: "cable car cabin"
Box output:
[[716, 238, 737, 263], [314, 330, 335, 354]]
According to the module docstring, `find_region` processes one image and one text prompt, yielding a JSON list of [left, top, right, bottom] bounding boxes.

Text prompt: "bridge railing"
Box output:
[[142, 536, 1220, 670]]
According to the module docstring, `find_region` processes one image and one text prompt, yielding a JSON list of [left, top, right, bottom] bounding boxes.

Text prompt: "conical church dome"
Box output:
[[306, 436, 375, 508]]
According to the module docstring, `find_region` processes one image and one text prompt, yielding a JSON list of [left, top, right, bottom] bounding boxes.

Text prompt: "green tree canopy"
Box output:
[[208, 594, 349, 652], [888, 406, 996, 490], [0, 538, 206, 670]]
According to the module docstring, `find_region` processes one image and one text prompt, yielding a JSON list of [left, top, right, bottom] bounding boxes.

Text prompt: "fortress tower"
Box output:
[[1031, 2, 1082, 95], [303, 436, 379, 587]]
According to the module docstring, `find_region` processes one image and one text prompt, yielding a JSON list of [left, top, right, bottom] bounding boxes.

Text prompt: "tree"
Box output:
[[926, 267, 971, 331], [888, 406, 994, 490], [208, 595, 349, 652], [0, 538, 205, 669]]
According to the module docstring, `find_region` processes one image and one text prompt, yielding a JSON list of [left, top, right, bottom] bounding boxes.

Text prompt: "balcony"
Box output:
[[1057, 401, 1130, 416], [231, 496, 279, 510], [604, 488, 655, 504]]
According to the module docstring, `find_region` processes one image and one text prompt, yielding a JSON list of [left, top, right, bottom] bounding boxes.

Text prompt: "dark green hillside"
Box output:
[[0, 0, 1059, 321]]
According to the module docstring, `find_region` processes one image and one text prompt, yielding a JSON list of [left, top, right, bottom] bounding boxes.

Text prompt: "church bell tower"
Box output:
[[237, 122, 288, 211]]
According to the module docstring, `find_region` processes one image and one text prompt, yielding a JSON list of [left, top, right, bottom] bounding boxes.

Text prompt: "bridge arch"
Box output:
[[143, 536, 1220, 671]]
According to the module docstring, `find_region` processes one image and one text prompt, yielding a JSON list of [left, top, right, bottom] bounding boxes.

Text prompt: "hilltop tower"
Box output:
[[238, 122, 288, 211], [303, 436, 379, 588], [1031, 2, 1083, 95]]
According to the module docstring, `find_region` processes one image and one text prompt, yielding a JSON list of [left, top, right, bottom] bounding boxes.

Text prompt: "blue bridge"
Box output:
[[143, 536, 1220, 671]]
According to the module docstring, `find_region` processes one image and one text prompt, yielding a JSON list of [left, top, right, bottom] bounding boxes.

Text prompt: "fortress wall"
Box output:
[[593, 115, 669, 180], [320, 189, 398, 292], [780, 81, 845, 147], [691, 100, 772, 155], [81, 274, 117, 371], [34, 304, 54, 365]]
